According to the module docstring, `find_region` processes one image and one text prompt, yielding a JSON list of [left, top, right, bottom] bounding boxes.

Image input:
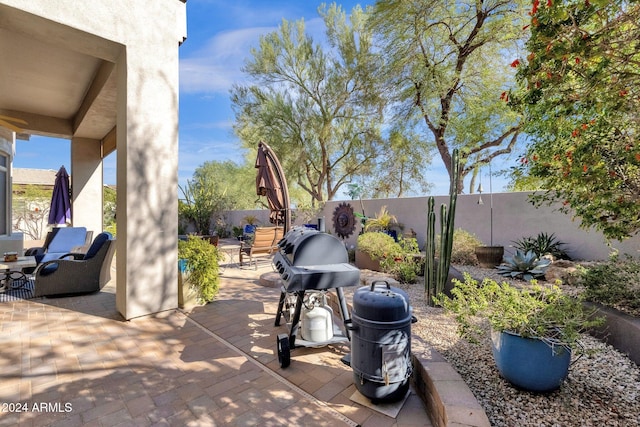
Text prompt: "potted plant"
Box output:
[[364, 206, 402, 240], [474, 244, 504, 268], [435, 274, 604, 392], [242, 215, 259, 235], [355, 231, 401, 271], [232, 226, 243, 240], [178, 235, 220, 309], [474, 161, 504, 267]]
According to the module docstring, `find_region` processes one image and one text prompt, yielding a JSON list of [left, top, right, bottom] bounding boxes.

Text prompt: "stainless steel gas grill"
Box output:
[[273, 226, 360, 368]]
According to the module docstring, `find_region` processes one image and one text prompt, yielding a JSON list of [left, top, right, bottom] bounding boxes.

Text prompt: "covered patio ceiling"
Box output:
[[0, 4, 120, 151]]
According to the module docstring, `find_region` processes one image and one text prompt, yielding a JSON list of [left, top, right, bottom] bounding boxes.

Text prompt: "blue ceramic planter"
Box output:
[[491, 330, 571, 392], [178, 259, 188, 273], [383, 229, 398, 241]]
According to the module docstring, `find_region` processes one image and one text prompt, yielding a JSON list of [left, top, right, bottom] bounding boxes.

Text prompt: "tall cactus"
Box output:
[[425, 197, 436, 300], [425, 149, 460, 305]]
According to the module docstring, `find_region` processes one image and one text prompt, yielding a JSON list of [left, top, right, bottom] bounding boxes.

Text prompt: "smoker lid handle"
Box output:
[[370, 280, 391, 291]]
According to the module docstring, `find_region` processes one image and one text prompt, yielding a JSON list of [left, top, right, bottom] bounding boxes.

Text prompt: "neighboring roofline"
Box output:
[[13, 167, 58, 186]]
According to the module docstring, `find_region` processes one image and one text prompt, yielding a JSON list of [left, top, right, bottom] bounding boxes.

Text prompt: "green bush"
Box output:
[[384, 259, 419, 283], [578, 254, 640, 316], [358, 233, 421, 283], [381, 237, 421, 283], [449, 228, 482, 265], [435, 274, 604, 348], [178, 235, 220, 303], [357, 232, 401, 260]]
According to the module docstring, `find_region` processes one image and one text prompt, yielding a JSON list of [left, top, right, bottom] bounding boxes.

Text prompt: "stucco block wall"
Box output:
[[323, 192, 638, 261], [226, 192, 638, 261]]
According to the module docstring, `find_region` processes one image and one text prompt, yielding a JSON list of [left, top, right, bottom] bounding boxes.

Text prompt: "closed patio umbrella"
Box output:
[[255, 142, 290, 233], [48, 165, 72, 225]]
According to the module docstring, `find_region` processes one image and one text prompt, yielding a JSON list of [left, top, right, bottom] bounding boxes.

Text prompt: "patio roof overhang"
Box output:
[[0, 3, 119, 155]]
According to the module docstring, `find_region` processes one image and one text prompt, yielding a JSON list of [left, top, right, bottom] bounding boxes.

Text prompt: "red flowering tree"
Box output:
[[512, 0, 640, 240]]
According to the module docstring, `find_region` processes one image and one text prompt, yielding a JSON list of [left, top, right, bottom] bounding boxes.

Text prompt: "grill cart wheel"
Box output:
[[277, 334, 291, 368]]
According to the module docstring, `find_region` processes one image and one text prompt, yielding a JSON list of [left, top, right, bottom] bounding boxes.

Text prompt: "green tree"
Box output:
[[370, 0, 528, 193], [360, 128, 433, 198], [179, 160, 256, 235], [513, 0, 640, 240], [231, 4, 391, 204], [103, 186, 117, 236]]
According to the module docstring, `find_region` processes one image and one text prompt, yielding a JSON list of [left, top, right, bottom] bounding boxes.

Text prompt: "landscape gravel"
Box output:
[[361, 266, 640, 427]]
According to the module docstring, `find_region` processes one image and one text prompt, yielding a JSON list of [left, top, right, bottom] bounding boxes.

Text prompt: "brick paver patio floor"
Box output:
[[0, 258, 430, 426]]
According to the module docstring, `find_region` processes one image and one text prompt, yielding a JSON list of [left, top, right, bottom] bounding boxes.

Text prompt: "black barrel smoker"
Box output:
[[349, 281, 415, 403]]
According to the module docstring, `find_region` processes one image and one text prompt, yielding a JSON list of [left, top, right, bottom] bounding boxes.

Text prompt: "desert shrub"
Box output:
[[386, 260, 419, 284], [358, 233, 421, 283], [435, 274, 604, 347], [380, 237, 421, 283], [578, 254, 640, 316], [357, 232, 401, 260], [439, 228, 482, 265]]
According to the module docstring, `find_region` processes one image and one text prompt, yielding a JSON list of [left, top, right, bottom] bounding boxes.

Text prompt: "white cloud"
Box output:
[[177, 134, 248, 186], [179, 10, 329, 95], [180, 119, 234, 131], [180, 26, 272, 94]]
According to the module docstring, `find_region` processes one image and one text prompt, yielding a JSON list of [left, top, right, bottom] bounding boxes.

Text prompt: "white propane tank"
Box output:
[[300, 292, 334, 343]]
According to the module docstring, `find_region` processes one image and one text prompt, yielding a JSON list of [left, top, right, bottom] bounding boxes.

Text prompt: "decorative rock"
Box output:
[[545, 259, 579, 285]]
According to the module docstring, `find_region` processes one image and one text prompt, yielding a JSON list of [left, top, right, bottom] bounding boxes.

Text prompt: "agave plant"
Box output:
[[496, 249, 551, 281], [512, 232, 569, 260]]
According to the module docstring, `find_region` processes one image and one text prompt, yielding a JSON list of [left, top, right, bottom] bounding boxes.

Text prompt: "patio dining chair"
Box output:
[[33, 232, 116, 298]]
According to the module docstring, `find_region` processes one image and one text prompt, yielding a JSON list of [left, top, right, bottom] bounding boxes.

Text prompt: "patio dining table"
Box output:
[[217, 239, 242, 271]]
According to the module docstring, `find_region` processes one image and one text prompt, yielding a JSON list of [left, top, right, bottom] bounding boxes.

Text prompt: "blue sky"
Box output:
[[14, 0, 511, 197]]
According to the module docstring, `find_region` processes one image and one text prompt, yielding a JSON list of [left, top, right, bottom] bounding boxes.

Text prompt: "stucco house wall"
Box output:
[[1, 0, 187, 319]]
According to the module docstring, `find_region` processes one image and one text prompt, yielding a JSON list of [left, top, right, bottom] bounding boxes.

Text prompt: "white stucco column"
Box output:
[[115, 41, 179, 319], [70, 137, 103, 235]]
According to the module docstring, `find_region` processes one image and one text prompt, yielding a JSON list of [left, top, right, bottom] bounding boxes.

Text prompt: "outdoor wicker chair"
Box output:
[[24, 227, 92, 263], [33, 232, 116, 297]]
